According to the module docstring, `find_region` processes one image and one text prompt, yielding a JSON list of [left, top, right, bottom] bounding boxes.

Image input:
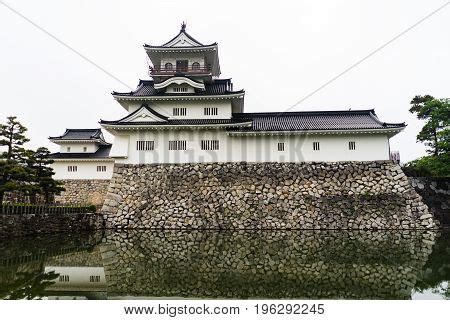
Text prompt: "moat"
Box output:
[[1, 229, 449, 300]]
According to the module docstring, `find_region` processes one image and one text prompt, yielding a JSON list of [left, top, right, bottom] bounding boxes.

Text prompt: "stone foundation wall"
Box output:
[[0, 213, 104, 239], [55, 179, 110, 207], [102, 161, 437, 230], [409, 177, 450, 226]]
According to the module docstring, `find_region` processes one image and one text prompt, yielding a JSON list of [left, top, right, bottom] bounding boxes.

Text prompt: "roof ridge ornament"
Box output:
[[181, 21, 186, 32]]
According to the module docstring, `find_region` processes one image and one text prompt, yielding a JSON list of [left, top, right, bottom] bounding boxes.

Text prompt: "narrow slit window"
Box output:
[[136, 140, 155, 151], [204, 107, 218, 116], [89, 275, 101, 283], [313, 142, 320, 151], [173, 87, 188, 93], [168, 140, 187, 150], [97, 165, 107, 172], [201, 140, 220, 150], [173, 107, 187, 116], [83, 147, 87, 152], [59, 275, 70, 282], [67, 165, 78, 172], [349, 141, 356, 150]]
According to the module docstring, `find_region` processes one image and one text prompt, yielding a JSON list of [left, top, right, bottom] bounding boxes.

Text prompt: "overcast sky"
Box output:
[[0, 0, 449, 162]]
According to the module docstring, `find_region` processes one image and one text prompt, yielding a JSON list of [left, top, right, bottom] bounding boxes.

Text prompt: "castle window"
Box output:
[[89, 275, 101, 283], [83, 147, 87, 152], [67, 165, 77, 172], [164, 62, 173, 70], [97, 165, 107, 172], [204, 107, 218, 116], [173, 87, 188, 93], [192, 62, 200, 70], [67, 147, 71, 152], [168, 140, 186, 151], [173, 107, 186, 116], [59, 275, 70, 282], [201, 140, 219, 150], [349, 141, 356, 150], [136, 140, 155, 151], [313, 142, 320, 151], [277, 142, 285, 151]]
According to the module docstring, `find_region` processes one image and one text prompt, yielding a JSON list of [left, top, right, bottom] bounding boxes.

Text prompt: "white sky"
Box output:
[[0, 0, 449, 162]]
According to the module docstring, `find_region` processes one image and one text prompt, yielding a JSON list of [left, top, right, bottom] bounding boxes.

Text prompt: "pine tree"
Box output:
[[32, 147, 65, 203], [0, 116, 31, 204]]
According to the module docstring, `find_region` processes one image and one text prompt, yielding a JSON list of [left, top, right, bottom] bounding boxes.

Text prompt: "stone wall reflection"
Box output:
[[99, 230, 437, 299]]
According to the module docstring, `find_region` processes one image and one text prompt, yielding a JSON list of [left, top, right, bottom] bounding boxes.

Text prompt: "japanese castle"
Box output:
[[49, 23, 406, 179]]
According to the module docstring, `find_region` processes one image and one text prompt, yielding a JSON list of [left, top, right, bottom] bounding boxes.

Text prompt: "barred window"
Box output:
[[97, 165, 107, 172], [67, 165, 77, 172], [173, 87, 188, 93], [201, 140, 219, 150], [313, 142, 320, 151], [89, 275, 101, 283], [204, 107, 218, 116], [168, 140, 187, 150], [83, 147, 87, 152], [136, 140, 155, 151], [173, 107, 187, 116], [277, 142, 285, 151], [349, 141, 356, 150], [59, 275, 70, 282]]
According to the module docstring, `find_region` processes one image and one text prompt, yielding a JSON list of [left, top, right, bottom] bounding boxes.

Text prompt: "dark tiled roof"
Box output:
[[100, 118, 251, 126], [143, 26, 216, 48], [50, 145, 112, 159], [229, 110, 406, 132], [112, 79, 243, 97], [49, 129, 110, 144]]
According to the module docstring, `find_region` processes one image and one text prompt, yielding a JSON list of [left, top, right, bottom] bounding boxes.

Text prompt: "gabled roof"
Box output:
[[112, 79, 243, 98], [229, 109, 406, 133], [49, 129, 111, 145], [49, 145, 112, 159], [102, 104, 169, 124], [100, 104, 251, 128], [143, 23, 216, 49]]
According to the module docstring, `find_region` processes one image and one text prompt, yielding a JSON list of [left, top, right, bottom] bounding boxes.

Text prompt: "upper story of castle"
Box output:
[[145, 22, 220, 83]]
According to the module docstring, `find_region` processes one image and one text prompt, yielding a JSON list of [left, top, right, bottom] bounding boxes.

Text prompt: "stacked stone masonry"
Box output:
[[55, 179, 110, 208], [0, 213, 103, 239], [102, 161, 437, 230]]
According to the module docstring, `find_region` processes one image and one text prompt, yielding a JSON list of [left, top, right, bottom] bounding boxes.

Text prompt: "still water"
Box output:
[[0, 229, 449, 300]]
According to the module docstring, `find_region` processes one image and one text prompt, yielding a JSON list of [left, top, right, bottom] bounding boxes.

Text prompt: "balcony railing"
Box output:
[[149, 65, 212, 75]]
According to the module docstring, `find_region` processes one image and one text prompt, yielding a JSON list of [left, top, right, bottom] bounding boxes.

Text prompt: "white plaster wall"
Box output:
[[124, 100, 232, 119], [44, 267, 106, 290], [160, 53, 205, 69], [109, 135, 129, 158], [51, 161, 114, 180], [114, 130, 391, 164], [57, 142, 99, 153]]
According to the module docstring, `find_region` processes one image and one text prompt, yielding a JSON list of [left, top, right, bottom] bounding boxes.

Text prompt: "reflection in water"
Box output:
[[0, 229, 449, 299]]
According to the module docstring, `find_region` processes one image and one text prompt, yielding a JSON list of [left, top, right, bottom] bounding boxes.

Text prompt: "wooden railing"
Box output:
[[0, 203, 97, 215]]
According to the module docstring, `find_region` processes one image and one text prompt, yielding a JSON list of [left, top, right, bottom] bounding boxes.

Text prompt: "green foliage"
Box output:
[[0, 116, 64, 204], [0, 116, 29, 161], [0, 271, 59, 300], [406, 95, 450, 177], [403, 153, 450, 177], [409, 95, 450, 156]]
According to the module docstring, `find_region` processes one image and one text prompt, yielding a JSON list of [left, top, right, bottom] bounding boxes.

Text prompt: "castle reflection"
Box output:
[[0, 229, 449, 299]]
